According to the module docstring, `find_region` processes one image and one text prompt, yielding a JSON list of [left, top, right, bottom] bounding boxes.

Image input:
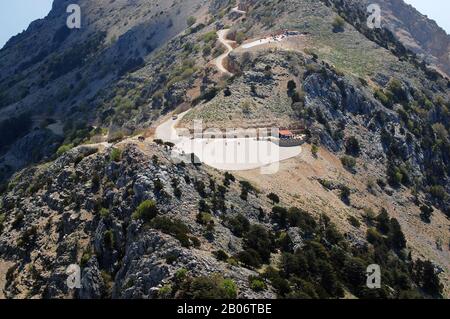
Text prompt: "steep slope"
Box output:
[[0, 0, 208, 181], [372, 0, 450, 77]]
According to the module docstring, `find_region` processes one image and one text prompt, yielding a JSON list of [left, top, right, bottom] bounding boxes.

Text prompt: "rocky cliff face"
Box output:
[[323, 0, 450, 77], [376, 0, 450, 77], [0, 142, 277, 298]]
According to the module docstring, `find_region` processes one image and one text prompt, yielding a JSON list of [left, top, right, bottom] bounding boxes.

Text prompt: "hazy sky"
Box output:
[[0, 0, 449, 49]]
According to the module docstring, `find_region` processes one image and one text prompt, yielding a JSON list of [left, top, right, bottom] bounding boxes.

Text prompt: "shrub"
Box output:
[[17, 226, 37, 248], [175, 268, 188, 282], [311, 144, 319, 157], [173, 187, 182, 199], [239, 181, 255, 193], [240, 189, 248, 201], [332, 16, 345, 32], [367, 228, 384, 246], [224, 172, 235, 186], [244, 225, 273, 264], [196, 212, 213, 226], [187, 16, 197, 27], [345, 136, 361, 157], [195, 180, 206, 197], [341, 156, 356, 170], [150, 216, 192, 247], [374, 89, 392, 107], [202, 31, 217, 43], [267, 192, 280, 204], [110, 148, 122, 162], [344, 257, 367, 289], [413, 260, 443, 297], [348, 216, 361, 228], [288, 207, 317, 237], [388, 218, 406, 250], [12, 212, 24, 229], [56, 144, 74, 157], [158, 284, 173, 299], [340, 185, 351, 204], [100, 208, 110, 219], [80, 248, 92, 268], [132, 200, 158, 223], [287, 80, 297, 93], [387, 78, 408, 104], [249, 276, 266, 291], [420, 205, 434, 223], [376, 208, 390, 234], [226, 214, 250, 237], [213, 250, 229, 262], [429, 185, 447, 201], [180, 275, 238, 299], [165, 252, 179, 264], [235, 31, 246, 44], [153, 178, 164, 194], [271, 206, 289, 228], [236, 249, 262, 268]]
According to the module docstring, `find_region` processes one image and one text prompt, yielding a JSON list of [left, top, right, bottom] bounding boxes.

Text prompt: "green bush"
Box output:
[[267, 192, 280, 204], [158, 284, 173, 299], [340, 185, 351, 203], [12, 212, 24, 229], [271, 206, 289, 228], [196, 212, 213, 226], [332, 16, 345, 32], [387, 78, 408, 104], [429, 185, 447, 201], [420, 205, 434, 223], [244, 225, 273, 264], [132, 200, 158, 223], [150, 216, 192, 247], [213, 250, 229, 262], [235, 31, 246, 44], [236, 249, 263, 268], [100, 208, 110, 219], [340, 156, 356, 170], [110, 148, 122, 162], [56, 144, 74, 157], [249, 276, 266, 291], [175, 268, 188, 282], [345, 136, 361, 157], [348, 216, 361, 228], [413, 260, 443, 297], [187, 16, 197, 27], [311, 144, 319, 157], [180, 274, 238, 299], [202, 31, 217, 43], [226, 214, 250, 237], [388, 218, 406, 250], [374, 89, 392, 107]]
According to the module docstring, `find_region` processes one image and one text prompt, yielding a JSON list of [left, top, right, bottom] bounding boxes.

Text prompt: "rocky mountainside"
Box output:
[[376, 0, 450, 77], [0, 0, 449, 299], [323, 0, 450, 77]]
